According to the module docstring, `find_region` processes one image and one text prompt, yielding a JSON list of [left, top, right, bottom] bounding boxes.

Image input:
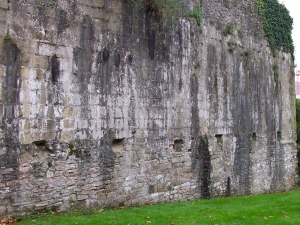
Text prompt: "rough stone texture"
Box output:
[[0, 0, 297, 216]]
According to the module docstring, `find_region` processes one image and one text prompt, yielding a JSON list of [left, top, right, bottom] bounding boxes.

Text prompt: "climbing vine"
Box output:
[[256, 0, 294, 57]]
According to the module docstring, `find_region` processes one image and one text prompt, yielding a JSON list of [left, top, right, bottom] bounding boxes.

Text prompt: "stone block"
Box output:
[[97, 192, 106, 201], [39, 43, 73, 58], [0, 89, 4, 101], [0, 0, 8, 10], [0, 65, 4, 76], [40, 92, 46, 104], [20, 54, 48, 69], [20, 79, 30, 89], [18, 40, 38, 54], [36, 69, 46, 80], [77, 195, 88, 201], [21, 105, 31, 118], [20, 90, 31, 104], [19, 119, 31, 130], [19, 67, 32, 79], [42, 131, 55, 140], [107, 192, 116, 199], [62, 106, 74, 118], [62, 119, 74, 129], [34, 202, 48, 209], [61, 131, 72, 141], [19, 163, 32, 173], [19, 132, 32, 144]]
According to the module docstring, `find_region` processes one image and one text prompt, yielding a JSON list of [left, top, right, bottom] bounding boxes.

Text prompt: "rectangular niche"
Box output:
[[215, 134, 223, 143], [112, 138, 125, 156], [173, 139, 184, 152]]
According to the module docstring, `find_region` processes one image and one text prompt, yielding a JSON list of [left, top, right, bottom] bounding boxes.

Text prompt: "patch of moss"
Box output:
[[223, 23, 233, 36]]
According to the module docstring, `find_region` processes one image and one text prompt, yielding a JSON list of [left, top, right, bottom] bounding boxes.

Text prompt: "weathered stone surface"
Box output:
[[0, 0, 297, 217]]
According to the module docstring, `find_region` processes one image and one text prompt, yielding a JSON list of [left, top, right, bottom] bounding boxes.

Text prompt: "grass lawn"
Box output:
[[15, 189, 300, 225]]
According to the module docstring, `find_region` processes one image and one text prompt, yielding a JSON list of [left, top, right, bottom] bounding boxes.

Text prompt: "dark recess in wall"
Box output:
[[225, 176, 231, 197], [51, 54, 60, 84], [114, 53, 120, 67], [112, 138, 125, 146], [103, 47, 110, 62], [173, 139, 184, 152], [199, 135, 211, 199]]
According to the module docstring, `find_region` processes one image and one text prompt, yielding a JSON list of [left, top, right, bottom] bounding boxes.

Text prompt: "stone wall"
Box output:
[[0, 0, 297, 216]]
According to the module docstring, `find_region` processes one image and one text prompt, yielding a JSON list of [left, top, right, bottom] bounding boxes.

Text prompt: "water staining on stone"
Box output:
[[145, 6, 155, 60], [0, 0, 296, 217]]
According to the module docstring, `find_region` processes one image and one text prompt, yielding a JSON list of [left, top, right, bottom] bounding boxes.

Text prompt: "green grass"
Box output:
[[16, 190, 300, 225]]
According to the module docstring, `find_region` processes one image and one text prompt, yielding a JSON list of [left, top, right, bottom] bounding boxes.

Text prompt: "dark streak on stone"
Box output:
[[57, 9, 68, 35], [114, 53, 120, 67], [190, 74, 211, 199], [231, 55, 253, 195], [0, 41, 20, 181], [145, 6, 155, 60]]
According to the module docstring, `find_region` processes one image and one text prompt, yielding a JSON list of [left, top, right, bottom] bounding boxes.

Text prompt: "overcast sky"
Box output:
[[280, 0, 300, 66]]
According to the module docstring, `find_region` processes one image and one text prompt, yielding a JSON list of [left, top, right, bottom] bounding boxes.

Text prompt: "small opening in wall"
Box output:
[[51, 54, 60, 84], [148, 185, 155, 194], [173, 139, 184, 152], [252, 132, 256, 141], [225, 176, 231, 197], [102, 46, 109, 62], [112, 138, 124, 146], [114, 53, 120, 67], [215, 134, 223, 143], [32, 140, 52, 152], [215, 134, 223, 150], [33, 140, 47, 146], [277, 131, 281, 140]]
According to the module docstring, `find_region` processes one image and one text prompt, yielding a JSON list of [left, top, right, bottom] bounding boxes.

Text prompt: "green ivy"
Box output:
[[190, 6, 202, 27], [256, 0, 294, 58], [4, 29, 11, 41], [223, 23, 233, 36]]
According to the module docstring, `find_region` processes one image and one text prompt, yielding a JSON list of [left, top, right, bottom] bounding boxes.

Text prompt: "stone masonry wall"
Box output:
[[0, 0, 297, 216]]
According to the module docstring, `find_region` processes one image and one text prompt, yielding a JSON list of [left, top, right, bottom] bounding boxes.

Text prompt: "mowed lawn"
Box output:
[[16, 189, 300, 225]]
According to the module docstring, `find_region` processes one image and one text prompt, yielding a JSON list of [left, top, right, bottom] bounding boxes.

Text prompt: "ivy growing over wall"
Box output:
[[256, 0, 294, 58]]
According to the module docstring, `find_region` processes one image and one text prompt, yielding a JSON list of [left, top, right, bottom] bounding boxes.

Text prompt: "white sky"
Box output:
[[280, 0, 300, 66]]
